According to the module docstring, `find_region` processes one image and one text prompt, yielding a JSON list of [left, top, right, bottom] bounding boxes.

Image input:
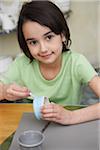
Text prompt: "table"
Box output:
[[9, 113, 99, 150], [0, 104, 33, 144]]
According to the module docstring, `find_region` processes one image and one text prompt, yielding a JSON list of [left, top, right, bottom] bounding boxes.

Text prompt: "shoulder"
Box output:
[[14, 53, 30, 63], [63, 50, 83, 57], [64, 51, 97, 83], [13, 53, 31, 68], [63, 51, 86, 63]]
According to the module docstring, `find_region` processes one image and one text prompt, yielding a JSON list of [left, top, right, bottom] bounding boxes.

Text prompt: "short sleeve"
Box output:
[[75, 54, 97, 84]]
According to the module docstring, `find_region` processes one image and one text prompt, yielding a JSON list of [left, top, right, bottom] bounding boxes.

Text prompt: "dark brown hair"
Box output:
[[17, 0, 71, 61]]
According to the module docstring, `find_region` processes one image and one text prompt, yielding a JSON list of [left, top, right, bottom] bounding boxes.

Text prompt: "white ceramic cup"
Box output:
[[33, 96, 50, 120]]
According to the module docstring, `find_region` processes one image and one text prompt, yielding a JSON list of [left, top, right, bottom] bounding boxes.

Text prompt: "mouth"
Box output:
[[39, 52, 53, 58]]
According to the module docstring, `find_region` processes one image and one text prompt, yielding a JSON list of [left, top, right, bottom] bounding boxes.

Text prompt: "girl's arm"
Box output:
[[41, 76, 100, 125], [88, 75, 100, 97], [41, 102, 100, 125], [71, 103, 100, 124], [72, 75, 100, 124]]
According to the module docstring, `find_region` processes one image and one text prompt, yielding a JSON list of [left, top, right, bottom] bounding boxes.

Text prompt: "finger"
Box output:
[[42, 108, 54, 114], [6, 93, 21, 101], [11, 84, 29, 92], [42, 108, 58, 118], [41, 103, 55, 111], [42, 112, 54, 118], [42, 112, 61, 120], [7, 88, 29, 98], [42, 117, 58, 122]]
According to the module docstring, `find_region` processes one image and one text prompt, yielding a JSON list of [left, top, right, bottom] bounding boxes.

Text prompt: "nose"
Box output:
[[39, 41, 47, 53]]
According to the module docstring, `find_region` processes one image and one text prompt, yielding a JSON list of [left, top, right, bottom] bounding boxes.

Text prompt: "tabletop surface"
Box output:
[[9, 113, 99, 150], [0, 103, 33, 144]]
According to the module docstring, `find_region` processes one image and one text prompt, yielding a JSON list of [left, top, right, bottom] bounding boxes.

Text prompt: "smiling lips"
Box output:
[[39, 52, 53, 58]]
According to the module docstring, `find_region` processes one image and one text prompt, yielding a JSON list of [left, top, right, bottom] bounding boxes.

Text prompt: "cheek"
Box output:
[[51, 40, 63, 52], [52, 36, 63, 51]]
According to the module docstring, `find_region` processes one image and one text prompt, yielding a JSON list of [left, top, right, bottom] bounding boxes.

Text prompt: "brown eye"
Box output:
[[46, 35, 54, 41], [29, 40, 37, 46]]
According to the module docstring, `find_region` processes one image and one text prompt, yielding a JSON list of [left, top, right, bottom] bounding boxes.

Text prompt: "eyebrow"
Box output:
[[26, 31, 53, 41]]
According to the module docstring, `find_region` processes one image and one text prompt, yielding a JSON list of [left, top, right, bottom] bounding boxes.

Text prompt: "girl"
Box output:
[[0, 1, 100, 125]]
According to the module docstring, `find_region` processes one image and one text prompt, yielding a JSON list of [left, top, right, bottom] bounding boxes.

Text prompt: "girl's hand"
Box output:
[[41, 103, 100, 125], [41, 103, 73, 125], [3, 83, 30, 101]]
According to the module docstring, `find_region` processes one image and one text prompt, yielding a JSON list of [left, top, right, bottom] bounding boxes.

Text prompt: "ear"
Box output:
[[61, 33, 66, 42]]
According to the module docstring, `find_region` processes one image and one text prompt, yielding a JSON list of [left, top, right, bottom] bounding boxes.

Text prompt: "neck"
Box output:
[[39, 56, 62, 80]]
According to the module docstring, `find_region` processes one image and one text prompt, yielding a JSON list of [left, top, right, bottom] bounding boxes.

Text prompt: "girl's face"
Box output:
[[22, 21, 65, 65]]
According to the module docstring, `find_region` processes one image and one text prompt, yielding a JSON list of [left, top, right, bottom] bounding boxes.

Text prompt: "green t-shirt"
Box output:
[[0, 51, 97, 105]]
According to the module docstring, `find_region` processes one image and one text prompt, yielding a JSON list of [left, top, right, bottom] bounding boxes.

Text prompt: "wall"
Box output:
[[68, 0, 99, 67], [98, 1, 100, 66], [0, 0, 99, 67], [0, 32, 20, 57]]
